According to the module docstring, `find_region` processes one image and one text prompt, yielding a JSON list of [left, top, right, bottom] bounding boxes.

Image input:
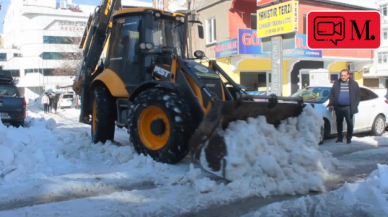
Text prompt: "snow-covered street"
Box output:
[[1, 105, 388, 217]]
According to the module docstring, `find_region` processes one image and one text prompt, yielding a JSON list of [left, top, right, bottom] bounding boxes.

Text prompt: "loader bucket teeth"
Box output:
[[189, 100, 305, 180]]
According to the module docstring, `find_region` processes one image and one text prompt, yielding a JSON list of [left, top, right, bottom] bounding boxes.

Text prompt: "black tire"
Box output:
[[128, 88, 194, 164], [18, 121, 24, 128], [91, 86, 116, 143], [371, 114, 386, 136], [319, 119, 330, 145], [12, 121, 24, 128]]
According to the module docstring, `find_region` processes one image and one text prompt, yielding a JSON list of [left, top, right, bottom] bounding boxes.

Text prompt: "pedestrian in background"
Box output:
[[328, 69, 361, 144], [41, 93, 50, 114], [48, 94, 54, 113], [53, 93, 59, 113]]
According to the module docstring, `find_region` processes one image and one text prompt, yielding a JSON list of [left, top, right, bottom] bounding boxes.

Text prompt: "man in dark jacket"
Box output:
[[328, 69, 361, 144], [48, 94, 54, 113]]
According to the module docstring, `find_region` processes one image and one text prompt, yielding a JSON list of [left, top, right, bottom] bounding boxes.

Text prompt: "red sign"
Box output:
[[307, 11, 381, 50], [257, 0, 279, 7]]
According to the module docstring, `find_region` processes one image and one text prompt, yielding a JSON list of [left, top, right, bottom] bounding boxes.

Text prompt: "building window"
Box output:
[[40, 52, 81, 60], [43, 36, 81, 44], [7, 70, 20, 77], [378, 52, 388, 63], [13, 53, 22, 57], [250, 13, 257, 30], [383, 28, 388, 40], [156, 0, 164, 10], [0, 53, 7, 61], [24, 68, 56, 76], [206, 17, 216, 44], [25, 69, 43, 74], [43, 69, 55, 76], [382, 5, 387, 16]]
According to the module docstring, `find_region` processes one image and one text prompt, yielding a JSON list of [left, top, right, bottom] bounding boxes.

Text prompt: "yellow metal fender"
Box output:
[[90, 68, 129, 98]]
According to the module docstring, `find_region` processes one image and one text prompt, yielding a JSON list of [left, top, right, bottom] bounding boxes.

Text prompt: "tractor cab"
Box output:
[[105, 9, 192, 91]]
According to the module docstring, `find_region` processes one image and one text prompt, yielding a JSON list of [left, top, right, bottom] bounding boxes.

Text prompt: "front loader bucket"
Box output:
[[189, 99, 305, 181]]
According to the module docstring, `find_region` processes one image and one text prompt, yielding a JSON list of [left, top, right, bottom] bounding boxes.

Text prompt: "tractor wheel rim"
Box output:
[[138, 105, 170, 150]]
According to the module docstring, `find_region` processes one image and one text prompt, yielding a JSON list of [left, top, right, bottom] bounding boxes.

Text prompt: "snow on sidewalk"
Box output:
[[243, 163, 388, 217], [0, 105, 345, 216]]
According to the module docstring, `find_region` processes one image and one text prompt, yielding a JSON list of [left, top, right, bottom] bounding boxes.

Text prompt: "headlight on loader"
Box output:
[[145, 42, 154, 50], [140, 42, 154, 50]]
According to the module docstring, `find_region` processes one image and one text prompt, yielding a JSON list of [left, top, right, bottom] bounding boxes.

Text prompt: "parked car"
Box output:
[[58, 93, 74, 109], [0, 70, 27, 127], [291, 85, 388, 144]]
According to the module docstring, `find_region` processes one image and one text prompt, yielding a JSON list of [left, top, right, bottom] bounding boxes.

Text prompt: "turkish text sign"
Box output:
[[256, 1, 299, 38]]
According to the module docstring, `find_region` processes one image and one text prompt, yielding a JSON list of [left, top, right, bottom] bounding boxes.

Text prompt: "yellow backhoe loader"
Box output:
[[73, 0, 305, 180]]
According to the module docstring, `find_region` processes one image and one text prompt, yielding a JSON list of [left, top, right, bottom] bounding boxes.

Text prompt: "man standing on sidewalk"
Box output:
[[328, 69, 361, 144]]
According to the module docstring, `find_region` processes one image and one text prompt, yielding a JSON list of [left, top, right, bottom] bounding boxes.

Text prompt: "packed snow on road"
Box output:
[[0, 104, 388, 216]]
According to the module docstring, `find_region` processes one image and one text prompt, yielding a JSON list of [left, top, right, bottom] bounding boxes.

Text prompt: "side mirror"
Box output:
[[198, 25, 204, 39]]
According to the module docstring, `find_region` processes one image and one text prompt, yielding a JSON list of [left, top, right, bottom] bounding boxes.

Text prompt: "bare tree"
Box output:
[[52, 34, 83, 76]]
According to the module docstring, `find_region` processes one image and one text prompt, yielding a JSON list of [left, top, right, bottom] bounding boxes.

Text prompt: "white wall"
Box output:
[[23, 0, 57, 8], [24, 86, 44, 102]]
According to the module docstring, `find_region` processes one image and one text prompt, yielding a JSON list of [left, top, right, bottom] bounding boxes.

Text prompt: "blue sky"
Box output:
[[0, 0, 152, 34]]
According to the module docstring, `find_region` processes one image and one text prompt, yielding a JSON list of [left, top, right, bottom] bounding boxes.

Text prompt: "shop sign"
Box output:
[[271, 36, 283, 96], [58, 21, 86, 31], [238, 28, 322, 58], [214, 38, 238, 58], [256, 1, 298, 38]]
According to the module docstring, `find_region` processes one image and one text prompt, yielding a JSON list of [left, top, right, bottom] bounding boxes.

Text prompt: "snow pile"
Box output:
[[0, 117, 55, 181], [0, 116, 137, 183], [212, 105, 339, 197], [248, 164, 388, 217]]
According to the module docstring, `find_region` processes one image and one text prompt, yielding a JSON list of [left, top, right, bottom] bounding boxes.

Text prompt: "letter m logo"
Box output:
[[350, 20, 373, 40]]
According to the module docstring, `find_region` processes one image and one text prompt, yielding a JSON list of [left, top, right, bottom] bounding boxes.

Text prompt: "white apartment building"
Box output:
[[0, 0, 151, 102], [365, 0, 388, 88]]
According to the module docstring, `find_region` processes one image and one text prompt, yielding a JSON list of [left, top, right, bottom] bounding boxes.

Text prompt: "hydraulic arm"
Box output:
[[74, 0, 121, 123]]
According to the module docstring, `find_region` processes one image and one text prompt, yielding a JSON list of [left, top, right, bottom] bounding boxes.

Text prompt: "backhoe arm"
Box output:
[[73, 0, 121, 123]]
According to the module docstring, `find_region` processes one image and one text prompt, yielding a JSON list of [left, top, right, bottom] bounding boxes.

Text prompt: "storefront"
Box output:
[[214, 28, 368, 96], [215, 29, 324, 96]]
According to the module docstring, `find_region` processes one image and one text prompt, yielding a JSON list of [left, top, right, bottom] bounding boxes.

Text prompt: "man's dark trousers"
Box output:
[[336, 105, 353, 141]]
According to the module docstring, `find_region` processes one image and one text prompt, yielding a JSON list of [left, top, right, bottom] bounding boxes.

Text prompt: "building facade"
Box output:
[[190, 0, 378, 96], [365, 0, 388, 88], [153, 0, 188, 12], [0, 0, 151, 102]]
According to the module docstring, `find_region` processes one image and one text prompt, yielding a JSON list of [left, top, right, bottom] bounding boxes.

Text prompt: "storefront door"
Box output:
[[240, 71, 271, 92], [299, 69, 312, 89]]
